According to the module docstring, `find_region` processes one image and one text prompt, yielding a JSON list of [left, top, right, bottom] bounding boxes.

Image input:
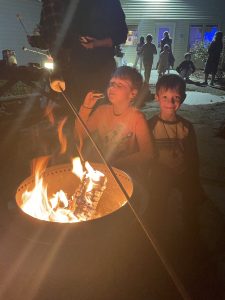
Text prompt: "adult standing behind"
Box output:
[[28, 0, 128, 108], [142, 34, 157, 84], [133, 36, 145, 72], [160, 31, 175, 69], [68, 0, 128, 107], [203, 31, 223, 86]]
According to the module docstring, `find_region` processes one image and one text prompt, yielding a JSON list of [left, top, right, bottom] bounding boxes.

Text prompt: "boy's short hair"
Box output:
[[156, 74, 186, 102], [146, 34, 153, 42], [111, 66, 143, 92], [184, 52, 191, 59]]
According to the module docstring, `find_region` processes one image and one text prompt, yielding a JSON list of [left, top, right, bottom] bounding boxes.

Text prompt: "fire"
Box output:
[[20, 156, 107, 223], [57, 117, 68, 154], [44, 101, 55, 125]]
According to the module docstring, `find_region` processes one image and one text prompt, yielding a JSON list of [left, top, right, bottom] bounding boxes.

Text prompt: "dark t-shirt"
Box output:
[[142, 42, 157, 63]]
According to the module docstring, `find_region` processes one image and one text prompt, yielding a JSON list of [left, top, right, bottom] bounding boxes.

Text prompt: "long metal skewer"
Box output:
[[57, 84, 191, 300], [22, 47, 50, 58]]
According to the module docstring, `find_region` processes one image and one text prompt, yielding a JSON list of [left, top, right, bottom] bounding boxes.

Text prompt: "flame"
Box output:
[[20, 156, 106, 223], [57, 117, 68, 154], [72, 157, 105, 187], [44, 101, 55, 125]]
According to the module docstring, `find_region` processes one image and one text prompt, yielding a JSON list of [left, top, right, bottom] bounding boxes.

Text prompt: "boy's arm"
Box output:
[[75, 92, 104, 142]]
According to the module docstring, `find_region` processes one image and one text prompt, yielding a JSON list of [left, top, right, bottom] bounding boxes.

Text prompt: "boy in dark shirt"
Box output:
[[176, 52, 196, 82], [147, 74, 205, 243]]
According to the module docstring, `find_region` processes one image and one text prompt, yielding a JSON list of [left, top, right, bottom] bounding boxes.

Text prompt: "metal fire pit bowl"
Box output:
[[16, 163, 133, 223], [9, 164, 180, 300]]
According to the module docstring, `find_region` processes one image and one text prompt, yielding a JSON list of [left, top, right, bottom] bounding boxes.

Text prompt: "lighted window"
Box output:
[[158, 27, 170, 45], [189, 24, 219, 49], [125, 25, 138, 46], [204, 25, 218, 43], [189, 25, 203, 49]]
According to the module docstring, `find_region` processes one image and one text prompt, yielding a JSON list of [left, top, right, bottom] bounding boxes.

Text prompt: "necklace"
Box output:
[[161, 119, 178, 158]]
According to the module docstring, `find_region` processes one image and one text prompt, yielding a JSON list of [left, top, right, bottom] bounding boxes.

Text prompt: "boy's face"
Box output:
[[107, 77, 137, 106], [156, 88, 185, 117]]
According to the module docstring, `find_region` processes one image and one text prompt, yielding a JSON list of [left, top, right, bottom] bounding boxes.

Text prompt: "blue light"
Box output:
[[204, 26, 218, 43]]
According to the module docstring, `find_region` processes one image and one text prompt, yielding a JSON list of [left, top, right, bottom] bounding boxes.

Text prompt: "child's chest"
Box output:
[[99, 117, 135, 143]]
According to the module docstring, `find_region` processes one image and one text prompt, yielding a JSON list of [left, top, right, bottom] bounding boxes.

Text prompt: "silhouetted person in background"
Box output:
[[203, 31, 223, 86], [28, 0, 128, 108], [160, 31, 175, 70], [134, 36, 145, 72], [157, 44, 170, 79], [142, 34, 157, 84], [176, 52, 196, 82]]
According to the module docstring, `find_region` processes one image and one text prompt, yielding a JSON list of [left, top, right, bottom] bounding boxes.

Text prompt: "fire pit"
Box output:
[[16, 162, 133, 224], [10, 163, 181, 300]]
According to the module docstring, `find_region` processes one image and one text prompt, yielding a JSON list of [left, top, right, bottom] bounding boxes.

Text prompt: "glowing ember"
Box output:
[[20, 156, 107, 223]]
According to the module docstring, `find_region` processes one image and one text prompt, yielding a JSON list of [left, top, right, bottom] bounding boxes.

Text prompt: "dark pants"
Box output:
[[143, 60, 153, 83], [145, 165, 205, 244]]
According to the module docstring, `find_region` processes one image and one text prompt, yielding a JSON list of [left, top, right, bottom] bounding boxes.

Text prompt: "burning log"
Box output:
[[71, 158, 107, 221], [72, 172, 107, 221]]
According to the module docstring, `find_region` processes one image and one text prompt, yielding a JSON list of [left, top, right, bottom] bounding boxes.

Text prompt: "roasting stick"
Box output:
[[54, 82, 191, 300], [22, 47, 50, 58]]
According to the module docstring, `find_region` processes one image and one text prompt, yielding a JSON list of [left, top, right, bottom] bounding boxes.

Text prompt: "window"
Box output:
[[125, 25, 138, 46], [157, 27, 170, 45], [188, 25, 219, 49], [189, 25, 203, 49], [204, 25, 218, 43]]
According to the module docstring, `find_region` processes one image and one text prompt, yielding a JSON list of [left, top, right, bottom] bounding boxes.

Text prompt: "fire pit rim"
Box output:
[[15, 162, 133, 224]]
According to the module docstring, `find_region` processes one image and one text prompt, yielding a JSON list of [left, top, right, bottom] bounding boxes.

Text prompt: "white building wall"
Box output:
[[0, 0, 41, 65], [123, 18, 224, 70], [124, 19, 157, 68]]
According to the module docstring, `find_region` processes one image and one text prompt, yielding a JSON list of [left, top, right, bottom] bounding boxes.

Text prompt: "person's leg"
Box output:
[[179, 69, 186, 79], [210, 73, 216, 85], [140, 56, 143, 72], [144, 63, 150, 83], [134, 55, 139, 68], [185, 68, 192, 80], [204, 73, 209, 84]]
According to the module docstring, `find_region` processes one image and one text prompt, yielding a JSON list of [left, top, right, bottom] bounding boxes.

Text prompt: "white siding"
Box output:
[[0, 0, 41, 65], [123, 18, 225, 70], [173, 20, 190, 68], [124, 19, 157, 68]]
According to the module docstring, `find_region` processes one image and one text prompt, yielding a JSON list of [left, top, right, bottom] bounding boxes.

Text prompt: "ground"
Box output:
[[0, 69, 225, 299]]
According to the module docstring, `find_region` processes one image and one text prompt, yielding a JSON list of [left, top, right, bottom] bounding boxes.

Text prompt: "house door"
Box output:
[[154, 23, 175, 68]]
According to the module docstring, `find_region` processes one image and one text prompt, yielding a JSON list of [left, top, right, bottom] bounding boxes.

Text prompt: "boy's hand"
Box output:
[[83, 91, 104, 109]]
